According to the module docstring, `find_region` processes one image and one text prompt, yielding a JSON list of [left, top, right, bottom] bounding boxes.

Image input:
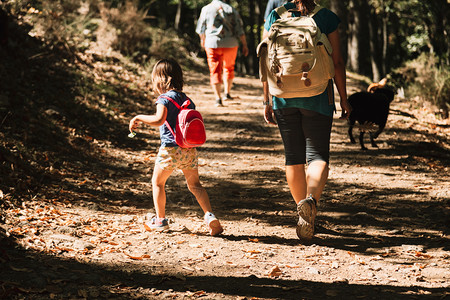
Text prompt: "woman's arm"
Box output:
[[198, 33, 206, 49], [239, 34, 249, 57], [261, 29, 277, 125], [328, 29, 351, 119], [129, 103, 168, 132]]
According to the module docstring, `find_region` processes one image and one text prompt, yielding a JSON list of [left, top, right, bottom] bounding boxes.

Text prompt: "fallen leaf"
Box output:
[[285, 265, 300, 268], [78, 289, 88, 297], [193, 290, 206, 297], [414, 263, 428, 269], [9, 265, 33, 272], [243, 249, 262, 254], [125, 253, 151, 260], [415, 251, 433, 259], [267, 266, 282, 277], [55, 246, 75, 252], [347, 251, 366, 265]]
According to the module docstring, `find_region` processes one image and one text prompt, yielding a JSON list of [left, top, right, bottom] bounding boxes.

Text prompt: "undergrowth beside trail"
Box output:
[[0, 8, 154, 208]]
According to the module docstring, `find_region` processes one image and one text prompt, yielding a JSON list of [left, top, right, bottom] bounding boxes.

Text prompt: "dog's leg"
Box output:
[[370, 125, 385, 147], [372, 125, 385, 139], [348, 120, 356, 144], [359, 131, 367, 150], [369, 132, 378, 148]]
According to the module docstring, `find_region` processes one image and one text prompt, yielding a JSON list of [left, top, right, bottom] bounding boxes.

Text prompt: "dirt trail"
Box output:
[[1, 72, 449, 299]]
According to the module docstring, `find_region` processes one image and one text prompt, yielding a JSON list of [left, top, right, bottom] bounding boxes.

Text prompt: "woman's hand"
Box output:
[[264, 105, 277, 125], [339, 98, 352, 120]]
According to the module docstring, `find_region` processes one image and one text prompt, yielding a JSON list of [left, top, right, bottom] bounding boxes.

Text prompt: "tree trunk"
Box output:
[[347, 0, 359, 72], [369, 6, 381, 82], [381, 2, 388, 76], [423, 0, 450, 66], [347, 0, 371, 76], [246, 0, 257, 75], [330, 0, 348, 64], [174, 0, 182, 31]]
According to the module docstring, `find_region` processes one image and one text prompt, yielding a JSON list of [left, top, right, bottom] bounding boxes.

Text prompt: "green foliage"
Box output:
[[3, 0, 448, 115], [4, 0, 203, 67], [7, 0, 90, 52], [97, 0, 151, 58], [390, 54, 450, 118]]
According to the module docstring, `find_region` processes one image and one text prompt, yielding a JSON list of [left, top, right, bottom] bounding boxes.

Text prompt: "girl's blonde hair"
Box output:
[[151, 59, 184, 94]]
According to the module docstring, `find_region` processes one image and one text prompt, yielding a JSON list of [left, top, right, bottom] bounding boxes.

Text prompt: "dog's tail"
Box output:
[[367, 78, 387, 93]]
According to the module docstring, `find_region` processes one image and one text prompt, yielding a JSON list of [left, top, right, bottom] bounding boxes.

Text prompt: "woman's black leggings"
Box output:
[[274, 107, 333, 165]]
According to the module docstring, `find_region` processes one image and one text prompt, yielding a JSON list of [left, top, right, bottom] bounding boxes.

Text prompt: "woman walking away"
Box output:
[[129, 58, 223, 236], [196, 0, 249, 106], [261, 0, 351, 242]]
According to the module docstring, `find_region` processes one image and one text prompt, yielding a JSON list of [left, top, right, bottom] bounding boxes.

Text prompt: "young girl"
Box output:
[[129, 58, 223, 236]]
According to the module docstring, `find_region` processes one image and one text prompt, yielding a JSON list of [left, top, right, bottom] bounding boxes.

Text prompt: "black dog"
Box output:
[[348, 82, 395, 150]]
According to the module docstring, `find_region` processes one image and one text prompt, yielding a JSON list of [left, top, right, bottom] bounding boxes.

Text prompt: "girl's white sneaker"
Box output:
[[204, 212, 223, 236]]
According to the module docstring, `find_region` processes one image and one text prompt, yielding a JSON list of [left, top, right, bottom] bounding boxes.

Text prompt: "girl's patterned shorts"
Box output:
[[155, 146, 198, 170]]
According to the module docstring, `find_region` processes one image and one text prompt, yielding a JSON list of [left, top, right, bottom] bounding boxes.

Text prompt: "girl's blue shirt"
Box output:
[[156, 90, 195, 147], [264, 3, 341, 117]]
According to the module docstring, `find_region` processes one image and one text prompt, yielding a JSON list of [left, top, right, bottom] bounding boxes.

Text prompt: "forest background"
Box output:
[[1, 0, 448, 116]]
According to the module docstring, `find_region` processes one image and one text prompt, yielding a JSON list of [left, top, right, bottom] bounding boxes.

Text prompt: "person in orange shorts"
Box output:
[[196, 0, 249, 106]]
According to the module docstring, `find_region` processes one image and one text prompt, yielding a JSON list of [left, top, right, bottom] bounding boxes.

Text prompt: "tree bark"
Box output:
[[330, 0, 348, 64], [381, 1, 388, 75], [423, 0, 450, 65], [246, 0, 257, 75], [369, 6, 381, 82], [174, 0, 183, 31], [347, 0, 371, 76], [347, 0, 359, 72]]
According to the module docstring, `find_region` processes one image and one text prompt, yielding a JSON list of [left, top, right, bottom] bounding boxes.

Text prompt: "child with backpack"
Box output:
[[128, 58, 223, 236]]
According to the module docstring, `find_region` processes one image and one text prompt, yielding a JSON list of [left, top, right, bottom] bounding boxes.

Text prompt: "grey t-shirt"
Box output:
[[195, 0, 245, 48]]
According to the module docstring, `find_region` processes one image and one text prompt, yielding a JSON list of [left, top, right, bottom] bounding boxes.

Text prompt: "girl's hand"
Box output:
[[129, 116, 140, 132], [264, 105, 277, 125]]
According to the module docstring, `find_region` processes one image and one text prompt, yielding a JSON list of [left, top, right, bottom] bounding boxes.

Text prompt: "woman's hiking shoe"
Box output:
[[215, 98, 223, 107], [144, 217, 169, 231], [225, 93, 234, 100], [296, 195, 317, 241], [204, 212, 223, 236]]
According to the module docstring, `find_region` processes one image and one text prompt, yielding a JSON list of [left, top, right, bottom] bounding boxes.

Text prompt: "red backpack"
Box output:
[[161, 95, 206, 148]]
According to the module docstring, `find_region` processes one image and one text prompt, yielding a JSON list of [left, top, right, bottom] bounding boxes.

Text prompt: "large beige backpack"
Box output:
[[257, 5, 335, 98]]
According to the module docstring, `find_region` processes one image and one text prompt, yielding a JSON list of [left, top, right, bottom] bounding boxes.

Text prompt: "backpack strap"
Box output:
[[181, 99, 191, 108], [277, 4, 323, 19], [160, 95, 181, 110], [160, 95, 192, 140], [160, 95, 179, 139], [160, 95, 191, 110], [216, 5, 233, 34], [274, 5, 289, 19]]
